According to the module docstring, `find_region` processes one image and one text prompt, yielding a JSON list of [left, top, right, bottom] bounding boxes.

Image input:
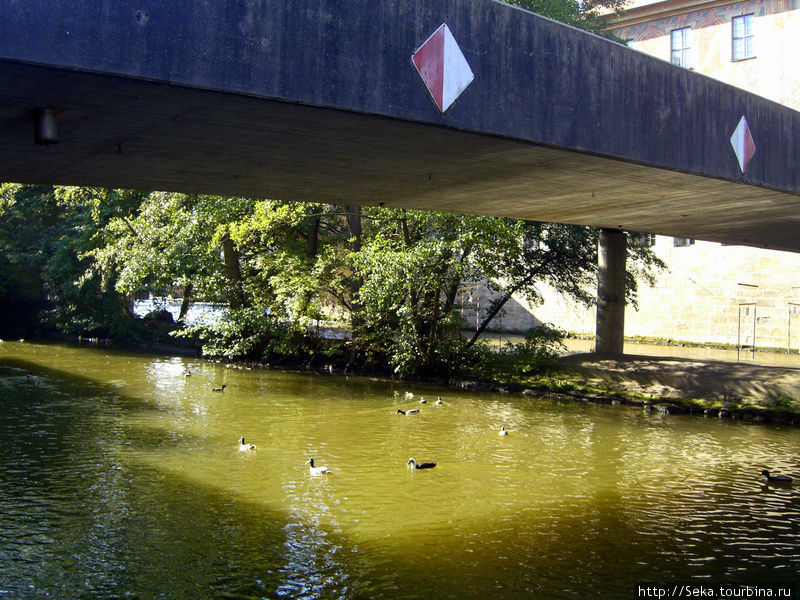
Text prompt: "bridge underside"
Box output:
[[1, 0, 800, 251], [3, 60, 798, 251]]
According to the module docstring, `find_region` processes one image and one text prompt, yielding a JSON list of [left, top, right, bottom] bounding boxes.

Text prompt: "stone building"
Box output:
[[611, 0, 800, 110], [468, 0, 800, 350], [527, 237, 800, 350]]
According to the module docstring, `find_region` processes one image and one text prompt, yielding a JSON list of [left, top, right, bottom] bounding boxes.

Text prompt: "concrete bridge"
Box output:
[[1, 0, 800, 353]]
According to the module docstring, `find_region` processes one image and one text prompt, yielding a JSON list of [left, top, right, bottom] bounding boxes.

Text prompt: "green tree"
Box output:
[[352, 209, 663, 376], [504, 0, 626, 34], [228, 200, 351, 325], [0, 184, 58, 326], [173, 200, 355, 361], [86, 193, 256, 322], [0, 184, 146, 338], [353, 209, 485, 375], [467, 224, 663, 348]]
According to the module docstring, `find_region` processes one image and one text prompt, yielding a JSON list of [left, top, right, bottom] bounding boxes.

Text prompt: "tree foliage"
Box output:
[[0, 184, 146, 338], [503, 0, 627, 35], [353, 210, 662, 376], [0, 0, 654, 371], [0, 181, 663, 376]]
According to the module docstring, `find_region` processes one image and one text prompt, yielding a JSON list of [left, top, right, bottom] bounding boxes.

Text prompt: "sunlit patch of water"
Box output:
[[1, 341, 798, 599]]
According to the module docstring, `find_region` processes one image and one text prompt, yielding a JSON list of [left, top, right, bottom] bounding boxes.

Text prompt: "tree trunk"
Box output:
[[221, 232, 246, 310], [178, 282, 193, 324], [347, 205, 362, 327], [465, 257, 554, 349], [421, 288, 438, 363], [306, 216, 321, 260], [347, 205, 362, 253], [465, 289, 514, 349], [399, 215, 411, 247], [443, 242, 473, 315]]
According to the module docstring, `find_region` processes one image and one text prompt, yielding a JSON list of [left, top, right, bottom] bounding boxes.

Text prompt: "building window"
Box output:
[[732, 14, 755, 60], [671, 27, 691, 68], [673, 237, 695, 247]]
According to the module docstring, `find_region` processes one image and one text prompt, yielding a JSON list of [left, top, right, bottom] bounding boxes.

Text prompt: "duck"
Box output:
[[404, 391, 414, 400], [212, 384, 226, 392], [435, 397, 443, 405], [407, 458, 436, 469], [307, 458, 331, 476], [397, 408, 421, 415], [184, 369, 192, 377], [761, 470, 793, 484], [419, 397, 427, 404], [499, 426, 508, 436], [238, 436, 256, 451]]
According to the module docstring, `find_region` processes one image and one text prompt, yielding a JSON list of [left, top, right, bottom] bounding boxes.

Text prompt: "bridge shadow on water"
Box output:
[[1, 355, 798, 599], [0, 356, 362, 598]]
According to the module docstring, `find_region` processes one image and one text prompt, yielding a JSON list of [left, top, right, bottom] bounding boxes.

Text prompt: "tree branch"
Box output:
[[465, 253, 556, 348]]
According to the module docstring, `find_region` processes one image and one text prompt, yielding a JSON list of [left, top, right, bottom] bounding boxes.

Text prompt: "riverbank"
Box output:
[[449, 336, 800, 426], [6, 329, 800, 426], [485, 351, 800, 427], [556, 352, 800, 404]]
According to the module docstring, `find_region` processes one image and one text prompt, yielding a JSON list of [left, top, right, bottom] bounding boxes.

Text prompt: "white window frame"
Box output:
[[732, 14, 755, 61], [671, 27, 692, 68]]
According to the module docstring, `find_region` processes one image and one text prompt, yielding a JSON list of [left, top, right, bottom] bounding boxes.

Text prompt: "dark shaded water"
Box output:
[[1, 341, 798, 599]]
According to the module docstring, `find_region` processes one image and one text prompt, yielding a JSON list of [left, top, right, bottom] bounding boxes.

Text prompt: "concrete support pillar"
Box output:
[[595, 228, 626, 356]]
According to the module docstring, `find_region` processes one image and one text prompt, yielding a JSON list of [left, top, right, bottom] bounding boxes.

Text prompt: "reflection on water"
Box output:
[[0, 341, 798, 599]]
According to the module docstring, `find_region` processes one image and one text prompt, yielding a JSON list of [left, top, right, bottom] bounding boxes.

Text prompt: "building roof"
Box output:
[[612, 0, 748, 28]]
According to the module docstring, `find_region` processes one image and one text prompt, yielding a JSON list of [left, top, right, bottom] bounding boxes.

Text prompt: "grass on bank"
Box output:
[[470, 328, 800, 421]]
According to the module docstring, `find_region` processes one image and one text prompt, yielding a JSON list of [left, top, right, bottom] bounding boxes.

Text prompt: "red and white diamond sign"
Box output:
[[730, 115, 756, 173], [411, 23, 474, 113]]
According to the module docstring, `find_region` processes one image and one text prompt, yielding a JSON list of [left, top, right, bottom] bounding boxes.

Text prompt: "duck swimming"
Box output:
[[397, 409, 420, 415], [435, 397, 443, 405], [499, 426, 508, 436], [308, 458, 331, 476], [307, 458, 331, 476], [212, 384, 226, 392], [761, 470, 793, 484], [239, 436, 256, 451], [407, 458, 436, 469]]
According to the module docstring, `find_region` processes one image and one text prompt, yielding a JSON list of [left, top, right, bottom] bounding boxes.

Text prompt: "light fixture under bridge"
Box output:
[[33, 107, 58, 145]]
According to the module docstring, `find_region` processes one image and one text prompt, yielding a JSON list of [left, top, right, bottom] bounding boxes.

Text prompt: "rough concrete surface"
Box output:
[[2, 0, 800, 250], [558, 352, 800, 405]]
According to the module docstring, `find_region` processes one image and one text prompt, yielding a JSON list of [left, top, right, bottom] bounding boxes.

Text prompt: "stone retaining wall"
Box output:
[[466, 237, 800, 350]]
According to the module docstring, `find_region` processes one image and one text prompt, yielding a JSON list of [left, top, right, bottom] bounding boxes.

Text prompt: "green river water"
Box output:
[[0, 340, 798, 599]]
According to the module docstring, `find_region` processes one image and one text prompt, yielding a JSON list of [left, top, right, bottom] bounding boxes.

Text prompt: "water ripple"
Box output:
[[1, 343, 799, 598]]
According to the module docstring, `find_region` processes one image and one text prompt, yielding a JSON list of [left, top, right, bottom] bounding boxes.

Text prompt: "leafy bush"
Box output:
[[174, 306, 347, 366], [511, 325, 567, 376], [773, 395, 794, 409], [175, 307, 285, 360], [547, 378, 577, 392]]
